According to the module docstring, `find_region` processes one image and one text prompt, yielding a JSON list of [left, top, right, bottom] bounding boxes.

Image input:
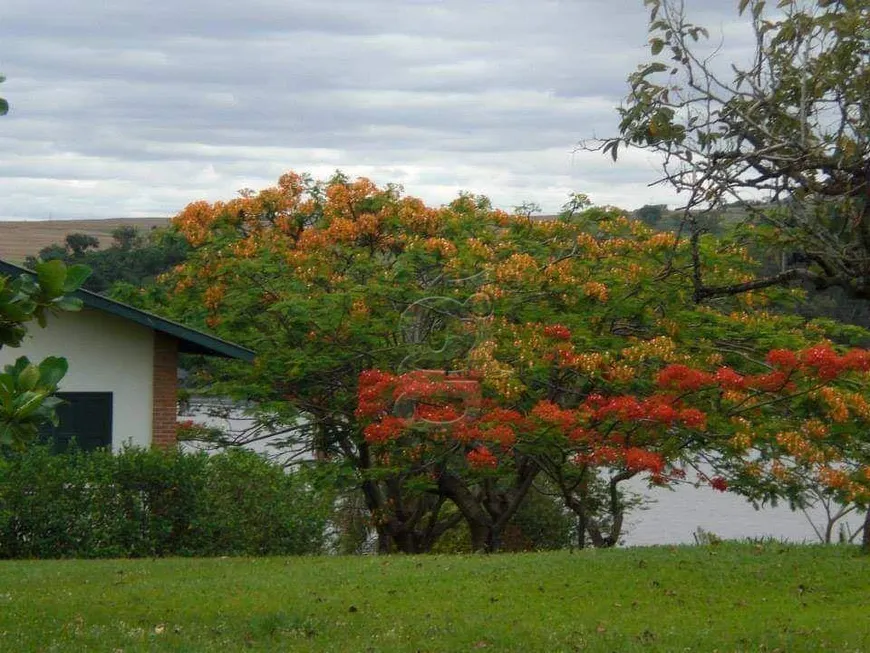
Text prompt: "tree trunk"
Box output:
[[487, 528, 503, 554], [469, 523, 489, 553], [576, 513, 587, 550], [862, 510, 870, 553], [376, 528, 392, 554]]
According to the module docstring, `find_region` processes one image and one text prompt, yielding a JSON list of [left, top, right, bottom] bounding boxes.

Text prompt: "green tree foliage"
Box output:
[[591, 0, 870, 302], [0, 261, 90, 447], [26, 226, 189, 294], [150, 171, 870, 552]]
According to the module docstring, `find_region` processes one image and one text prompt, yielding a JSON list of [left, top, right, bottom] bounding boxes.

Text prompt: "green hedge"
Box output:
[[0, 446, 332, 559]]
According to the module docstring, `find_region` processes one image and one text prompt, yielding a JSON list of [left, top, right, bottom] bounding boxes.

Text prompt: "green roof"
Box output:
[[0, 259, 255, 362]]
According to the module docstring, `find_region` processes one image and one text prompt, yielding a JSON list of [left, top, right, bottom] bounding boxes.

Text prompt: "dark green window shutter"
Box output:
[[39, 392, 113, 453]]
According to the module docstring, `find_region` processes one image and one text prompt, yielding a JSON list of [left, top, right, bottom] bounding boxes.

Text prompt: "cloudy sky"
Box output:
[[0, 0, 748, 220]]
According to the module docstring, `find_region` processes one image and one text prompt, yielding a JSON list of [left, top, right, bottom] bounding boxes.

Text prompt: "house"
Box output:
[[0, 259, 255, 451]]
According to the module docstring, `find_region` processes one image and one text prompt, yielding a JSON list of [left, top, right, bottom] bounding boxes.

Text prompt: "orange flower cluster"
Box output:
[[582, 281, 609, 302], [494, 253, 539, 284], [422, 237, 457, 258], [818, 387, 851, 423]]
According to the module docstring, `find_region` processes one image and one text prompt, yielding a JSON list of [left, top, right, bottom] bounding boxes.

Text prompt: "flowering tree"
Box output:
[[158, 171, 870, 551]]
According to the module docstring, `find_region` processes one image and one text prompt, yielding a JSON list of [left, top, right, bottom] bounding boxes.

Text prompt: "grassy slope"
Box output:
[[0, 218, 171, 263], [0, 545, 867, 652]]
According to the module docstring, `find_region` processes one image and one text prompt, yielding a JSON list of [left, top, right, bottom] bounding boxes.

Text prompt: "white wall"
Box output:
[[0, 308, 155, 450], [180, 397, 313, 466]]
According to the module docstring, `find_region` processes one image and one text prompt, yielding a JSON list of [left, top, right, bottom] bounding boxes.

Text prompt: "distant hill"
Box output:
[[0, 218, 171, 263]]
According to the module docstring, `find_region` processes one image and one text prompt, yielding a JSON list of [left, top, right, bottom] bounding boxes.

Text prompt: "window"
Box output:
[[39, 392, 113, 452]]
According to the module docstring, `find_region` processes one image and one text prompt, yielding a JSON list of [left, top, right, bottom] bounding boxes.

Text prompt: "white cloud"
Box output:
[[0, 0, 749, 219]]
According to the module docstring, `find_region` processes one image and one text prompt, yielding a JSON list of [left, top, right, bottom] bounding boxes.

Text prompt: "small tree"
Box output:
[[590, 0, 870, 302], [64, 233, 100, 258]]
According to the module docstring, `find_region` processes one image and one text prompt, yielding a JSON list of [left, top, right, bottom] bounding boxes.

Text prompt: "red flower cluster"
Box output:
[[485, 424, 517, 448], [531, 400, 576, 429], [356, 369, 398, 417], [363, 416, 408, 443], [656, 364, 715, 391], [802, 345, 843, 380], [584, 394, 707, 430], [467, 446, 498, 469], [678, 407, 706, 429], [357, 369, 481, 420], [479, 408, 527, 427], [766, 349, 798, 370], [452, 422, 484, 443], [746, 371, 789, 392], [710, 476, 728, 492], [543, 324, 572, 341], [574, 446, 665, 475], [624, 447, 665, 474], [655, 344, 870, 396], [586, 395, 646, 421], [451, 422, 518, 449], [574, 446, 624, 467], [801, 344, 870, 380], [567, 427, 591, 442], [415, 404, 462, 423], [714, 366, 745, 390], [842, 348, 870, 372]]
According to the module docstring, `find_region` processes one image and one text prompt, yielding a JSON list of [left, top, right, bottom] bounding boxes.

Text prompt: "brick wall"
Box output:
[[151, 332, 179, 449]]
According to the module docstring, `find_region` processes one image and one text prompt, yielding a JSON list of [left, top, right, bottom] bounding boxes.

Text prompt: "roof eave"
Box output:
[[0, 259, 256, 362]]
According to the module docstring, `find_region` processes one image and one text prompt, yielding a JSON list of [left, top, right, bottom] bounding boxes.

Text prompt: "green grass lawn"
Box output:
[[0, 544, 867, 652]]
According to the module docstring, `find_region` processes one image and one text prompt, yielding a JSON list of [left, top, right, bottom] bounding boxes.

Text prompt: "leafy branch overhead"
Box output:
[[587, 0, 870, 301], [0, 261, 91, 447]]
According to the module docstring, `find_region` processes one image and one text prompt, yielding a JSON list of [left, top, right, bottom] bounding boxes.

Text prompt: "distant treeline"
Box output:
[[26, 224, 189, 295]]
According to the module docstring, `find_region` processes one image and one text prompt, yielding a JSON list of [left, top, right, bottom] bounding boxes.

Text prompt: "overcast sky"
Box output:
[[0, 0, 748, 220]]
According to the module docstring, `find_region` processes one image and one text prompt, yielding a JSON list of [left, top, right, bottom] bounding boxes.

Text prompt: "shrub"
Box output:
[[0, 445, 331, 559]]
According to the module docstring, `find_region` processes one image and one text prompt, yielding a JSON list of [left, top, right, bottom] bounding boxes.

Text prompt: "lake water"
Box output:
[[620, 476, 864, 546], [185, 402, 865, 547]]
